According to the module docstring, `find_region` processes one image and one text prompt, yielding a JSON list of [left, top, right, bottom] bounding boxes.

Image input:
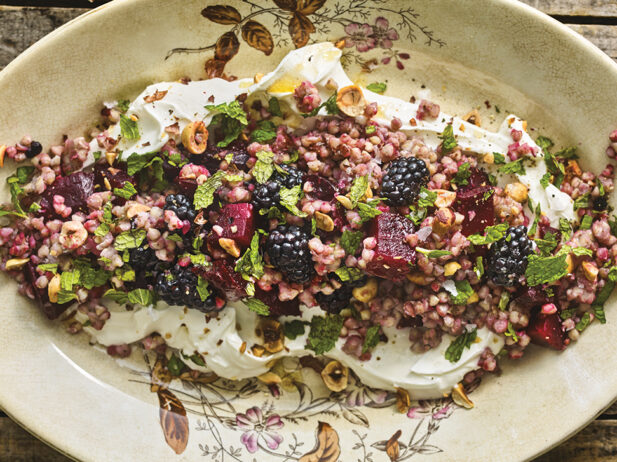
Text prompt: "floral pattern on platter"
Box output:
[[165, 0, 445, 76], [131, 352, 466, 460]]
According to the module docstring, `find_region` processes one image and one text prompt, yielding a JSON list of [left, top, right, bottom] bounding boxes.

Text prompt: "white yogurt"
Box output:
[[83, 42, 587, 398]]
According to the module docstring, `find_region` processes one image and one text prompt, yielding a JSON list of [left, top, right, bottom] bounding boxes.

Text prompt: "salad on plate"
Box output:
[[1, 42, 615, 408]]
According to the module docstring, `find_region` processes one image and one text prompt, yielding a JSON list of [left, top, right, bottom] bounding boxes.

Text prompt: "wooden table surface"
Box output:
[[1, 0, 617, 460]]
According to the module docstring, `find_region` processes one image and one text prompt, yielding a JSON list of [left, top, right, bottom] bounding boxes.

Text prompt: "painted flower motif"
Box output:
[[236, 407, 284, 453], [343, 384, 389, 407], [344, 23, 376, 52], [407, 398, 454, 420], [372, 17, 399, 49]]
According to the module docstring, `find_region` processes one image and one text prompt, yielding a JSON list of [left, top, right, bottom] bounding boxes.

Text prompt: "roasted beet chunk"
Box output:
[[512, 286, 552, 310], [200, 259, 247, 301], [254, 286, 300, 316], [211, 203, 255, 249], [366, 212, 415, 281], [40, 171, 95, 218], [23, 262, 72, 320], [453, 168, 494, 236], [527, 312, 566, 350], [305, 174, 337, 201]]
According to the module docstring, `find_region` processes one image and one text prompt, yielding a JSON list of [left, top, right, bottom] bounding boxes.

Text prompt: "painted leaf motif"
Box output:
[[214, 31, 240, 61], [297, 0, 326, 14], [340, 406, 369, 427], [157, 388, 189, 455], [386, 430, 402, 461], [204, 58, 227, 79], [273, 0, 298, 11], [241, 21, 274, 56], [288, 12, 315, 48], [150, 354, 171, 393], [201, 5, 242, 24], [299, 421, 341, 462]]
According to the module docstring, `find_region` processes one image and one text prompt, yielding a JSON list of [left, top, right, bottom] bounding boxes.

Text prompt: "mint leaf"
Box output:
[[452, 162, 471, 186], [554, 146, 578, 160], [573, 193, 590, 210], [451, 280, 475, 305], [167, 354, 185, 376], [205, 100, 248, 147], [113, 181, 137, 199], [540, 172, 551, 188], [306, 315, 343, 355], [536, 135, 554, 152], [366, 82, 387, 94], [580, 215, 592, 230], [119, 114, 140, 141], [572, 247, 593, 257], [283, 320, 308, 340], [348, 175, 369, 208], [251, 120, 277, 143], [126, 151, 158, 175], [268, 97, 283, 117], [474, 256, 485, 278], [445, 328, 477, 363], [57, 290, 78, 305], [468, 223, 508, 246], [235, 232, 264, 281], [127, 288, 155, 306], [113, 229, 146, 251], [37, 263, 58, 274], [252, 150, 275, 184], [416, 248, 452, 259], [117, 99, 130, 113], [559, 218, 572, 241], [340, 230, 364, 255], [334, 266, 365, 284], [498, 291, 510, 311], [197, 276, 211, 302], [439, 124, 457, 153], [493, 152, 506, 164], [575, 312, 591, 332], [362, 325, 381, 353], [357, 201, 382, 223], [94, 222, 111, 238], [279, 185, 307, 217], [505, 322, 519, 342], [498, 158, 526, 175], [525, 253, 569, 286], [244, 297, 270, 316], [534, 232, 558, 256], [194, 170, 225, 209], [103, 289, 129, 304], [418, 187, 437, 208]]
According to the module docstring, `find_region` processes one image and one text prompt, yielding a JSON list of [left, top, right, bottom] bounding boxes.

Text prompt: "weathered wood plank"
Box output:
[[568, 24, 617, 60], [0, 417, 71, 462], [520, 0, 617, 17], [0, 6, 86, 69], [536, 421, 617, 461]]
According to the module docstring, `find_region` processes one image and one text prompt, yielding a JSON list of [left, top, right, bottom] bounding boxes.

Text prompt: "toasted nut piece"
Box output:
[[505, 182, 528, 203], [103, 177, 112, 191], [352, 278, 378, 303], [59, 221, 88, 250], [566, 254, 575, 273], [5, 258, 30, 270], [434, 189, 457, 208], [253, 72, 264, 83], [314, 211, 335, 232], [219, 238, 241, 258], [336, 85, 367, 117], [395, 387, 411, 413], [483, 152, 494, 164], [258, 371, 282, 385], [48, 273, 61, 303], [451, 383, 474, 409], [522, 120, 528, 132], [335, 195, 354, 210], [582, 261, 599, 282], [362, 185, 373, 200], [126, 202, 151, 219], [406, 272, 431, 285], [0, 145, 6, 168], [239, 341, 247, 354], [105, 151, 117, 166], [321, 360, 349, 392], [444, 262, 461, 277], [567, 160, 582, 177], [251, 345, 266, 357], [261, 319, 284, 354], [463, 109, 481, 127], [432, 208, 455, 234], [181, 121, 208, 155], [467, 292, 479, 303], [334, 38, 346, 49], [325, 78, 339, 92]]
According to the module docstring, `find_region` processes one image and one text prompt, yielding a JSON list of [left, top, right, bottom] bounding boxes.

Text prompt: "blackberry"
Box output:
[[381, 157, 430, 206], [266, 225, 314, 284], [252, 165, 304, 210], [129, 246, 167, 288], [164, 194, 197, 222], [487, 225, 533, 286], [315, 285, 353, 314], [593, 195, 608, 211], [155, 264, 225, 312], [25, 141, 42, 159]]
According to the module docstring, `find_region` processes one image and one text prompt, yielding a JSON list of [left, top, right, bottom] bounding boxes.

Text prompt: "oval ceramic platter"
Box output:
[[1, 1, 617, 461]]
